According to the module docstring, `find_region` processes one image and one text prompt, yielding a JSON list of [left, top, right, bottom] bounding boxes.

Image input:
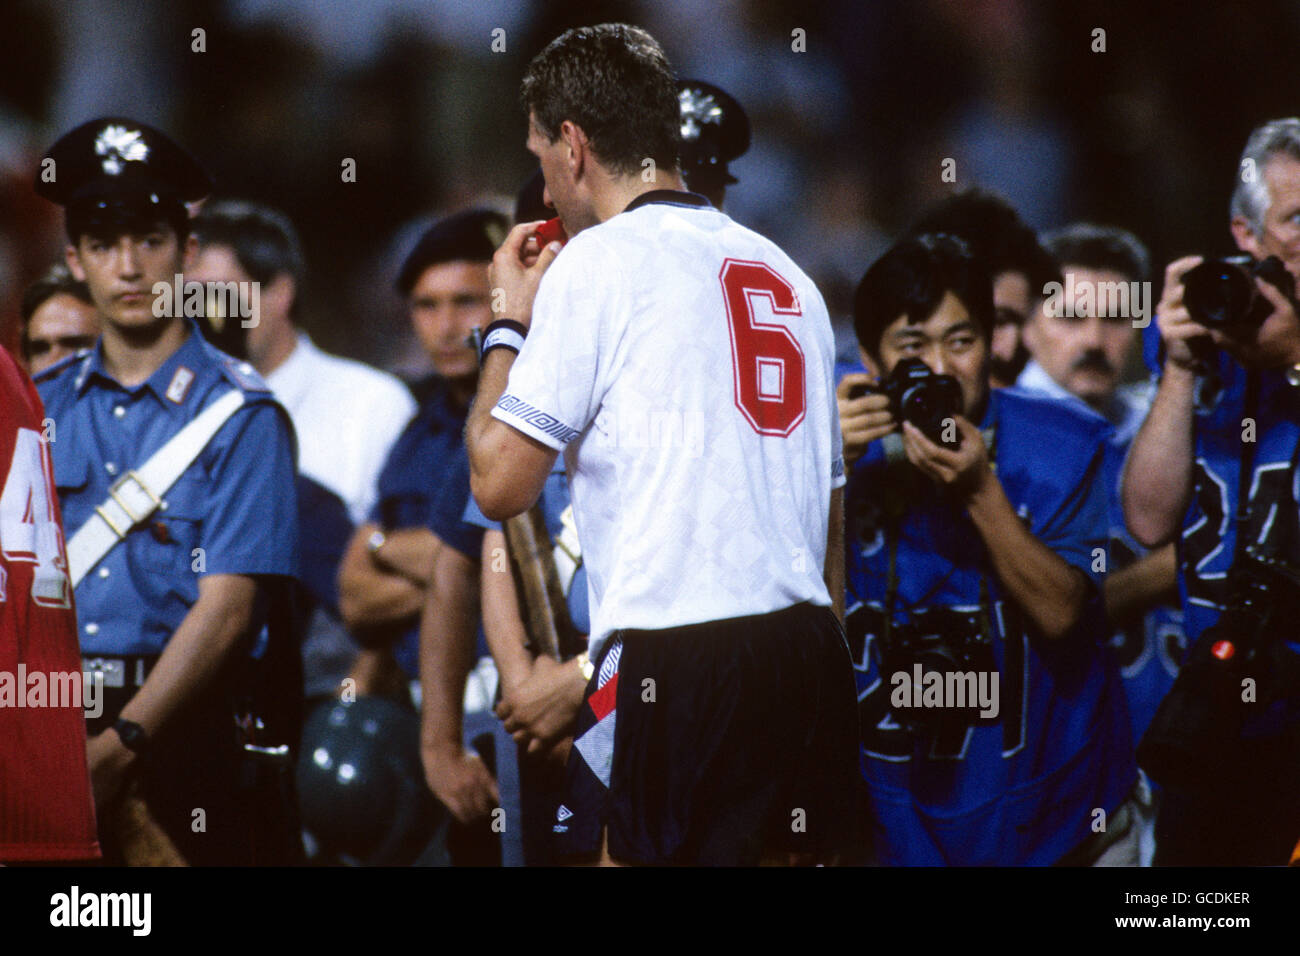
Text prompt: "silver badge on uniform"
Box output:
[[166, 366, 194, 404]]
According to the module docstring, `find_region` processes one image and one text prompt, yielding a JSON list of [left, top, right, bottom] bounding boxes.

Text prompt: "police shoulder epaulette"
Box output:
[[32, 348, 93, 385], [218, 354, 272, 394]]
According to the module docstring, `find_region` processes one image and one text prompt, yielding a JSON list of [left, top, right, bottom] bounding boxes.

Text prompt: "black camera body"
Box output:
[[878, 606, 998, 736], [1139, 550, 1300, 796], [854, 357, 965, 447], [1180, 254, 1296, 334]]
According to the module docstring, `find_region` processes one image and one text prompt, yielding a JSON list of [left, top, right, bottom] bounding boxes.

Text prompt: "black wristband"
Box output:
[[112, 717, 149, 755], [480, 319, 529, 364]]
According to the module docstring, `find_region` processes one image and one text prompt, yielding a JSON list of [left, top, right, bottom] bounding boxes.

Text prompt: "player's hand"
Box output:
[[836, 373, 895, 468], [487, 221, 564, 329], [901, 417, 991, 497], [86, 730, 135, 811], [420, 740, 499, 824], [1155, 255, 1209, 371], [495, 655, 586, 755]]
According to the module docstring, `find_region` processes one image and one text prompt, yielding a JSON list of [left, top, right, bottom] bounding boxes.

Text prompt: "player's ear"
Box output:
[[65, 243, 86, 282], [560, 120, 587, 176]]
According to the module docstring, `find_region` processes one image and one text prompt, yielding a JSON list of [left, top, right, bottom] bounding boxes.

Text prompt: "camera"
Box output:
[[854, 357, 965, 447], [878, 606, 998, 736], [1139, 550, 1300, 796], [1180, 254, 1295, 334]]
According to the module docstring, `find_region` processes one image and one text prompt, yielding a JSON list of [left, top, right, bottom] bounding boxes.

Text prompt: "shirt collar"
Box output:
[[1016, 358, 1130, 428], [263, 331, 312, 398], [77, 320, 209, 412], [622, 189, 713, 214]]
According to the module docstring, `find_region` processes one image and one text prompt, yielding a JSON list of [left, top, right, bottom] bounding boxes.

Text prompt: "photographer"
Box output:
[[846, 233, 1137, 866], [1121, 117, 1300, 865]]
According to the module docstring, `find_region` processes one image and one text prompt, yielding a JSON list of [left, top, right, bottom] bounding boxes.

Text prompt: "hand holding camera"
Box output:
[[1160, 253, 1300, 371], [836, 372, 895, 467]]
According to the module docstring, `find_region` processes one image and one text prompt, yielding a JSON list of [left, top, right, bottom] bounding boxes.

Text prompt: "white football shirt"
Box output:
[[492, 192, 844, 654]]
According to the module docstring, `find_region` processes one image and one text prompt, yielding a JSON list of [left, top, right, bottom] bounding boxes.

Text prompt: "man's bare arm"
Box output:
[[966, 470, 1090, 640], [480, 528, 533, 691], [1122, 365, 1197, 548], [1122, 256, 1207, 548], [464, 350, 556, 521], [1103, 543, 1179, 625], [118, 574, 260, 735], [88, 574, 265, 805], [337, 522, 436, 630], [418, 542, 498, 822], [824, 486, 845, 628]]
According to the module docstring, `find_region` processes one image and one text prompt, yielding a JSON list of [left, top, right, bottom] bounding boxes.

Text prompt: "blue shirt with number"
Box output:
[[844, 387, 1135, 865]]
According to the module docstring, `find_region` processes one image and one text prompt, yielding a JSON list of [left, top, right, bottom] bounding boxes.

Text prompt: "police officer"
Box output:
[[34, 117, 300, 865], [677, 79, 750, 211]]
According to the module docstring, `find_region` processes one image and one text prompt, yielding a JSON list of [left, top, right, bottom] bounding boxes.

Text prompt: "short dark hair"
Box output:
[[854, 233, 995, 360], [191, 199, 306, 289], [521, 23, 680, 178], [21, 262, 92, 325], [67, 199, 190, 247], [20, 262, 95, 359], [1041, 222, 1151, 285], [907, 189, 1060, 297]]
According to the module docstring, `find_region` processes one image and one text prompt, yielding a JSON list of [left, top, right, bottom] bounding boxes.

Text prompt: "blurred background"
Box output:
[[3, 0, 1299, 374]]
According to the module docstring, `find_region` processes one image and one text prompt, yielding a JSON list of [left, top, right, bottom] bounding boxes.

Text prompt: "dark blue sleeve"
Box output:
[[296, 475, 354, 613], [428, 446, 485, 560]]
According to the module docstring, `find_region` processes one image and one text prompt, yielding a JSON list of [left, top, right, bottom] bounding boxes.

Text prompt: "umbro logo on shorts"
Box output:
[[554, 804, 574, 833]]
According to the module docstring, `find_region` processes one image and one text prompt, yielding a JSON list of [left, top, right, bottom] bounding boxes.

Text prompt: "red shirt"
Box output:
[[0, 346, 98, 861]]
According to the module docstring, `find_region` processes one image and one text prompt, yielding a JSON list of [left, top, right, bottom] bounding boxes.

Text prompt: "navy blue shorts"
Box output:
[[553, 602, 859, 865]]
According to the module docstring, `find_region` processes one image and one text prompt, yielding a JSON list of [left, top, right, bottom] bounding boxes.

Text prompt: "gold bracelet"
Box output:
[[575, 651, 594, 681]]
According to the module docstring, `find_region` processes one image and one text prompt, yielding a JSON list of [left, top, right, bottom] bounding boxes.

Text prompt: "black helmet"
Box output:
[[296, 696, 446, 866]]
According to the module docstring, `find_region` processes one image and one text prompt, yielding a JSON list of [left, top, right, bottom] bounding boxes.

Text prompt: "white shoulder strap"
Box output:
[[67, 389, 246, 587]]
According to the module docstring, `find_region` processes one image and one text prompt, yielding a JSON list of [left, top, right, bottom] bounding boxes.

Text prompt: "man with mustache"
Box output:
[[1017, 223, 1184, 865], [1018, 223, 1154, 443]]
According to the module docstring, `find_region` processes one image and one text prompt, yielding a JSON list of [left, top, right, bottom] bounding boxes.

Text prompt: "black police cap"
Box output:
[[396, 208, 509, 296], [35, 117, 212, 209], [678, 80, 750, 186]]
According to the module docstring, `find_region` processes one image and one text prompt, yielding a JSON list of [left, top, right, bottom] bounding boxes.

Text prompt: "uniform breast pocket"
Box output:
[[132, 479, 205, 576]]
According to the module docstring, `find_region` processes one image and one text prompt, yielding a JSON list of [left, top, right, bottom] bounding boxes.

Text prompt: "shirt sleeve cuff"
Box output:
[[490, 393, 581, 451]]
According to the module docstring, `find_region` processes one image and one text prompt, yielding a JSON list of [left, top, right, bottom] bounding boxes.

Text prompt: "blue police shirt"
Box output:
[[462, 464, 591, 637], [36, 324, 299, 656], [845, 388, 1135, 865], [367, 376, 475, 677]]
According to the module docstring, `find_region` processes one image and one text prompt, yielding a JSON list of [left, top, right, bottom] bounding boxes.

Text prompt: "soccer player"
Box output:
[[465, 23, 855, 866], [0, 344, 99, 863], [845, 233, 1137, 865]]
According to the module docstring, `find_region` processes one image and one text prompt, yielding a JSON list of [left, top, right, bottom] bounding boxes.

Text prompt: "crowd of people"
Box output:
[[3, 20, 1299, 868]]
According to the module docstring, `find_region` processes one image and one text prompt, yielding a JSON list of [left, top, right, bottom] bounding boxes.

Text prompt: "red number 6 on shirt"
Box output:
[[719, 259, 806, 437]]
